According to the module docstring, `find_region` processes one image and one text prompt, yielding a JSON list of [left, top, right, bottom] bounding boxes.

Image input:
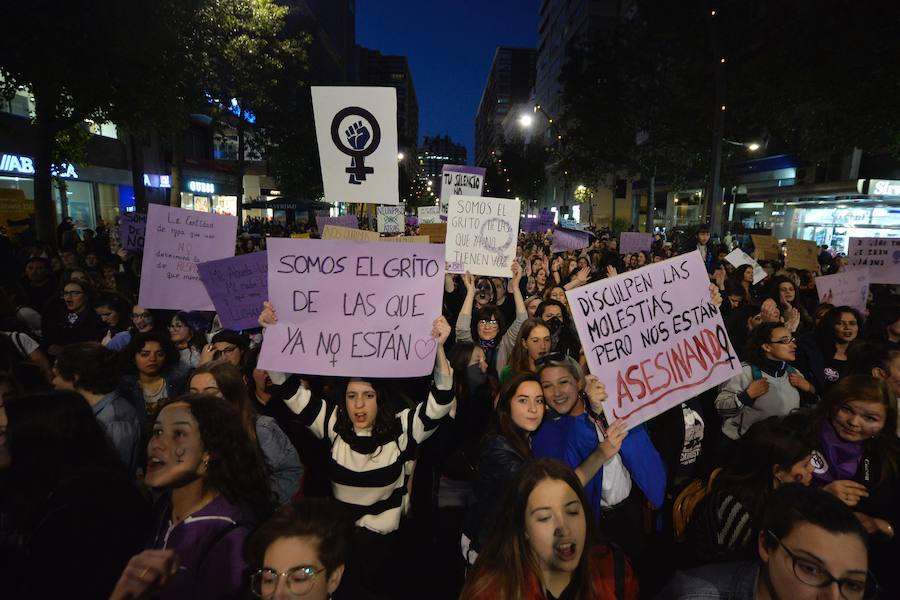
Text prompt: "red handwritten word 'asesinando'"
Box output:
[[614, 325, 735, 421]]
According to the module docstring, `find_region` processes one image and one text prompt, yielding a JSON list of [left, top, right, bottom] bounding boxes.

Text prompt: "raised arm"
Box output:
[[455, 272, 477, 343]]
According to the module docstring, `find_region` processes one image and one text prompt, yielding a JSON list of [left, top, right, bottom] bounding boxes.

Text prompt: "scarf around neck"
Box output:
[[814, 420, 864, 484]]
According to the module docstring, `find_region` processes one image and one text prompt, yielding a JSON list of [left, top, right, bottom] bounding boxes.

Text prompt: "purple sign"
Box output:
[[198, 252, 268, 330], [138, 204, 237, 310], [440, 164, 486, 213], [258, 238, 445, 377], [119, 212, 146, 252], [619, 232, 654, 255], [522, 210, 555, 233], [317, 215, 359, 230], [551, 228, 592, 253]]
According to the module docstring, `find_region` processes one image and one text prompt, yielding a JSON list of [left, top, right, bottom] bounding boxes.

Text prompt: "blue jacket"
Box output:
[[92, 390, 143, 477], [532, 411, 667, 515]]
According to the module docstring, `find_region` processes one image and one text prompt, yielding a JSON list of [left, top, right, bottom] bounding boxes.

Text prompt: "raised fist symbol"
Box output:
[[346, 121, 371, 151]]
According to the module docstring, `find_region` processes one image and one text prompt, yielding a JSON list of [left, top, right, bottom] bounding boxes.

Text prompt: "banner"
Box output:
[[751, 234, 781, 262], [258, 238, 445, 377], [418, 206, 441, 224], [311, 86, 399, 205], [197, 252, 268, 330], [521, 209, 555, 233], [816, 269, 869, 311], [784, 238, 819, 271], [119, 212, 147, 253], [322, 225, 380, 242], [724, 248, 767, 284], [439, 165, 485, 215], [317, 215, 358, 230], [445, 195, 520, 277], [566, 251, 740, 428], [619, 232, 653, 255], [551, 228, 592, 253], [377, 206, 403, 233], [138, 204, 236, 310], [847, 237, 900, 284]]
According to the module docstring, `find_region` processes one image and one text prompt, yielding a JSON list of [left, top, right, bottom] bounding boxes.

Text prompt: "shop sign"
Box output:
[[143, 174, 172, 188], [187, 180, 215, 194], [857, 179, 900, 196], [0, 152, 78, 178]]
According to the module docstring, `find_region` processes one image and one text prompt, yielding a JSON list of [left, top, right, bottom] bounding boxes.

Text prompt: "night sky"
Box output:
[[356, 0, 540, 164]]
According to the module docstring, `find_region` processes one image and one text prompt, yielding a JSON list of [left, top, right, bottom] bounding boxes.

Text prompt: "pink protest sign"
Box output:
[[138, 204, 237, 310], [258, 238, 445, 377], [198, 252, 268, 330], [317, 215, 359, 230], [566, 251, 740, 428], [551, 227, 592, 253], [619, 232, 654, 255]]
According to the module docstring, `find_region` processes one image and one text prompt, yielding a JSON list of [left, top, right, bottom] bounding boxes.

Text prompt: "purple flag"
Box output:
[[551, 228, 592, 253], [119, 212, 146, 252], [619, 232, 654, 255], [197, 252, 268, 330]]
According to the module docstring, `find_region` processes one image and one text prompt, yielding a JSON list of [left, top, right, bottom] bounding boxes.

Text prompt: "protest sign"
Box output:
[[751, 234, 781, 262], [317, 215, 358, 230], [559, 218, 580, 229], [418, 223, 447, 243], [311, 86, 399, 205], [522, 210, 555, 233], [847, 237, 900, 284], [290, 233, 310, 239], [138, 204, 236, 310], [418, 206, 441, 224], [816, 269, 869, 312], [724, 248, 767, 284], [119, 212, 147, 253], [784, 238, 819, 271], [439, 165, 485, 214], [619, 232, 653, 255], [377, 206, 403, 233], [258, 238, 445, 377], [322, 225, 380, 242], [445, 195, 520, 277], [566, 251, 740, 428], [551, 228, 592, 253], [197, 252, 268, 330], [380, 235, 430, 244]]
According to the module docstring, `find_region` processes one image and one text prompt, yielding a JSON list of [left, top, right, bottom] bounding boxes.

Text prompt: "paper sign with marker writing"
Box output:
[[751, 235, 781, 262], [312, 86, 399, 205], [724, 248, 767, 284], [317, 215, 358, 230], [138, 204, 236, 310], [418, 206, 441, 224], [322, 225, 380, 242], [440, 165, 485, 214], [847, 237, 900, 284], [198, 252, 268, 330], [566, 251, 740, 428], [258, 238, 445, 377], [816, 269, 869, 312], [619, 232, 653, 255], [377, 206, 403, 233], [551, 228, 592, 253], [445, 195, 520, 277], [119, 212, 147, 253], [784, 239, 819, 271]]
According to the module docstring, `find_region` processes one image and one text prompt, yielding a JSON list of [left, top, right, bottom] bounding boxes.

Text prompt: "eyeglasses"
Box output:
[[478, 319, 499, 328], [769, 337, 796, 345], [61, 290, 85, 297], [767, 532, 878, 600], [250, 566, 327, 597], [535, 352, 567, 368]]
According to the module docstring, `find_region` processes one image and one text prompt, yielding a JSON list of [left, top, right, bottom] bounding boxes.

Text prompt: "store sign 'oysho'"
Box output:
[[0, 153, 78, 178]]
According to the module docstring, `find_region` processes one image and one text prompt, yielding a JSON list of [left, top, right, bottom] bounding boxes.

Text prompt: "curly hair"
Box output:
[[159, 393, 275, 521], [121, 330, 180, 374], [815, 305, 864, 358]]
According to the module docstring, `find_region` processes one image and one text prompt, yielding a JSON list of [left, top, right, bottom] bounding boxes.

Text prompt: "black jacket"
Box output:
[[465, 434, 526, 549]]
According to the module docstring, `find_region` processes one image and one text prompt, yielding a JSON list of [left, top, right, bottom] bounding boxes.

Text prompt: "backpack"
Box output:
[[672, 467, 722, 542]]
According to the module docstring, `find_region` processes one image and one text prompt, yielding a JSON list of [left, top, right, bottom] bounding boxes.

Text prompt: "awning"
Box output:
[[242, 197, 333, 211]]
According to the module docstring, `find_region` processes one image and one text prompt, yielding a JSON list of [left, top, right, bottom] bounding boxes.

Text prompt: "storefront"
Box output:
[[179, 170, 239, 216]]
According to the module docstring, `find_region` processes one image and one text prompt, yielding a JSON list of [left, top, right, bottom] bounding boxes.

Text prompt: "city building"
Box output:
[[474, 47, 537, 169], [285, 0, 357, 84], [354, 46, 419, 151], [416, 134, 467, 200]]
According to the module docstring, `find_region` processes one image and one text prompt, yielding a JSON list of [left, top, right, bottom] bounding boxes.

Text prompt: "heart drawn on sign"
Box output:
[[414, 337, 437, 360]]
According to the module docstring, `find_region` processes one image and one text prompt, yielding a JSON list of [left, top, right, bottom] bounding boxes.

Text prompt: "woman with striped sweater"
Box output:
[[259, 302, 454, 599]]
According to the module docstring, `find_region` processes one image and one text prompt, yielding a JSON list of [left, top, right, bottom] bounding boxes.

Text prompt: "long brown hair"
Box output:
[[491, 372, 543, 460], [461, 459, 598, 600], [189, 361, 258, 445], [508, 318, 550, 374]]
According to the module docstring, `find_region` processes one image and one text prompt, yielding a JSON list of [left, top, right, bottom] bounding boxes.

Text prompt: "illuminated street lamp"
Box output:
[[397, 152, 405, 160], [518, 114, 533, 128]]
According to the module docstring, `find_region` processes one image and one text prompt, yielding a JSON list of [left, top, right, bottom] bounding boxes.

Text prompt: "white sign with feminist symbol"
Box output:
[[312, 87, 399, 205]]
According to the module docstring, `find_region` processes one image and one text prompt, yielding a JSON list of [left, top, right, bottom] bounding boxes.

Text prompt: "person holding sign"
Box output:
[[259, 304, 454, 599]]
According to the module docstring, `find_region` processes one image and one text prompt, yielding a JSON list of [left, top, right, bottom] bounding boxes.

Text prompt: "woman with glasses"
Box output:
[[716, 322, 815, 441], [168, 311, 208, 368], [660, 484, 877, 600], [118, 331, 188, 421], [455, 263, 527, 373], [130, 305, 161, 334], [42, 279, 106, 357]]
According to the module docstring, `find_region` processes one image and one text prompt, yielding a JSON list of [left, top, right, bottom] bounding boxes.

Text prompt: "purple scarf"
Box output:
[[814, 420, 864, 484]]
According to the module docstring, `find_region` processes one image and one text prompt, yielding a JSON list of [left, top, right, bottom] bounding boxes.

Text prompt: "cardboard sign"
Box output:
[[138, 204, 236, 310], [439, 165, 485, 214], [290, 233, 311, 239], [566, 251, 740, 428], [445, 195, 520, 277], [418, 223, 447, 243], [619, 232, 653, 255], [551, 228, 592, 253], [816, 269, 869, 311], [377, 206, 403, 233], [258, 238, 445, 377], [311, 86, 399, 205], [724, 248, 767, 284], [380, 235, 431, 244], [322, 225, 380, 242], [784, 238, 819, 271], [418, 206, 441, 224], [751, 234, 781, 262], [317, 215, 358, 230], [847, 237, 900, 284], [197, 252, 268, 330], [119, 212, 147, 253]]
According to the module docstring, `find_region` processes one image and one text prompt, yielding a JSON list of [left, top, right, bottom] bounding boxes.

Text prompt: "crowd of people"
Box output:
[[0, 217, 897, 600]]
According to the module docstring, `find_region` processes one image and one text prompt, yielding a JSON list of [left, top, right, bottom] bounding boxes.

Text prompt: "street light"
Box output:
[[722, 138, 761, 152], [518, 114, 533, 128], [397, 152, 405, 160]]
